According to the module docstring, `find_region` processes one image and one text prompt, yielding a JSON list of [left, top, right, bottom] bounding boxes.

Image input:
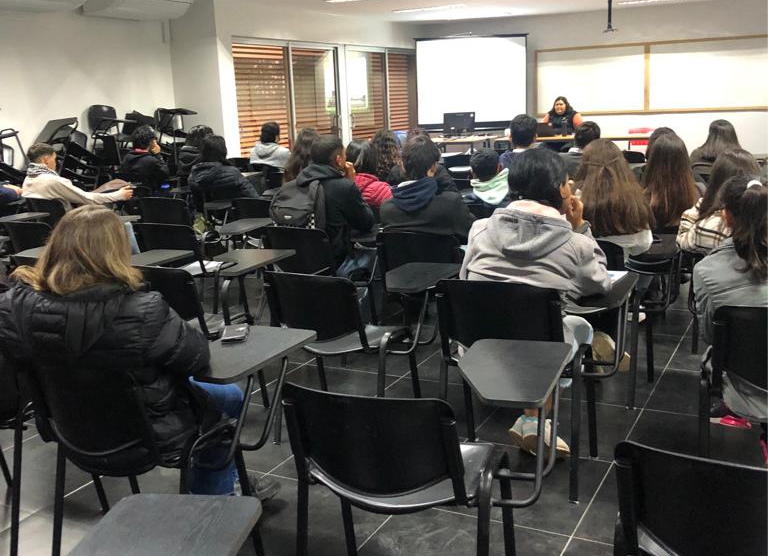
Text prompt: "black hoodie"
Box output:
[[189, 161, 259, 200], [296, 163, 374, 266], [120, 151, 171, 191]]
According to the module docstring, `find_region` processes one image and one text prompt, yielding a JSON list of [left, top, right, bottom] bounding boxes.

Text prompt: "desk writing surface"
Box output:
[[385, 262, 461, 294], [199, 326, 316, 384], [214, 248, 295, 277], [130, 249, 193, 267], [0, 212, 49, 223], [458, 339, 571, 408], [567, 272, 638, 314]]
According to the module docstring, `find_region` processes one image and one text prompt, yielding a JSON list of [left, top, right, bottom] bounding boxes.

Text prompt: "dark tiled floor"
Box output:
[[0, 281, 764, 555]]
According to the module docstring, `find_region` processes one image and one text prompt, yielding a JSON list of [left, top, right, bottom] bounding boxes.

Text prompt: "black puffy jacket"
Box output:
[[120, 151, 171, 191], [0, 282, 214, 459], [189, 161, 259, 200]]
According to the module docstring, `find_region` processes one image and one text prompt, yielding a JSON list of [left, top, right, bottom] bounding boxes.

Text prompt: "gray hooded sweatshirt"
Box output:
[[460, 200, 611, 300], [249, 141, 291, 169]]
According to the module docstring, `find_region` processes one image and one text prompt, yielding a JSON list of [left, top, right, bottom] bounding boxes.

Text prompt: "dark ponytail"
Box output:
[[721, 175, 767, 278]]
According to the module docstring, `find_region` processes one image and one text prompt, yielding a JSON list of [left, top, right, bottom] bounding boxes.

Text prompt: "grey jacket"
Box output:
[[693, 239, 768, 344], [249, 142, 291, 169], [460, 200, 611, 299]]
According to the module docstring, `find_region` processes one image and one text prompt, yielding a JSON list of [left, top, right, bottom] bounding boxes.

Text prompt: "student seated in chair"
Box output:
[[249, 121, 291, 170], [189, 135, 261, 200], [499, 114, 538, 172], [23, 143, 134, 210], [295, 134, 375, 277], [346, 139, 392, 209], [384, 129, 457, 193], [694, 175, 767, 463], [0, 205, 280, 500], [561, 121, 600, 178], [120, 125, 171, 191], [380, 136, 475, 244], [465, 148, 511, 209], [178, 125, 213, 179], [461, 148, 611, 458]]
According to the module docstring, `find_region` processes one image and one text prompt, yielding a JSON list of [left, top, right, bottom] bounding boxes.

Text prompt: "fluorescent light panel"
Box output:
[[617, 0, 676, 5], [393, 4, 466, 13]]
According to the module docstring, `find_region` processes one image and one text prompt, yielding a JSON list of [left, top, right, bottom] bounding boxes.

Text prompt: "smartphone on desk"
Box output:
[[221, 324, 249, 344]]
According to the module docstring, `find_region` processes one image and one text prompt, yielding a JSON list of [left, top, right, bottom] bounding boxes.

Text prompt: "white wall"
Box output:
[[415, 0, 768, 155], [0, 9, 176, 165]]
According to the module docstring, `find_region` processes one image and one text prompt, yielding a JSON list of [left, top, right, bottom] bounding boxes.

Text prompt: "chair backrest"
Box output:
[[87, 105, 118, 135], [263, 227, 335, 275], [596, 239, 626, 271], [264, 271, 362, 342], [282, 383, 468, 500], [614, 440, 767, 556], [4, 221, 52, 253], [227, 157, 251, 172], [436, 280, 564, 351], [23, 356, 160, 474], [24, 197, 67, 227], [465, 202, 495, 219], [139, 266, 213, 339], [250, 163, 283, 190], [138, 197, 192, 226], [711, 306, 767, 390], [443, 154, 471, 169], [622, 150, 645, 164], [377, 231, 462, 276], [132, 223, 202, 263], [0, 162, 26, 185], [232, 197, 271, 220]]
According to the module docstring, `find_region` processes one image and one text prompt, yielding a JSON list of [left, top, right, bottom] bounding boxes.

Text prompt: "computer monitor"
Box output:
[[443, 112, 475, 136]]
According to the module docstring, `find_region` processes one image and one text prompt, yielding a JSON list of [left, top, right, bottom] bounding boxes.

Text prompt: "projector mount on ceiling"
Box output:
[[604, 0, 618, 32]]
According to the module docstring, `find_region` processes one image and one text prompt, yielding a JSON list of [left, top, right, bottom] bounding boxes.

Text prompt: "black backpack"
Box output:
[[269, 178, 326, 229]]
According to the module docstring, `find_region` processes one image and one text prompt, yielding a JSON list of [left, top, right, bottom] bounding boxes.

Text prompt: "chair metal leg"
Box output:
[[625, 290, 642, 410], [463, 379, 477, 442], [340, 499, 358, 556], [439, 358, 450, 401], [408, 352, 421, 398], [52, 445, 67, 556], [569, 349, 584, 504], [297, 479, 310, 556], [499, 469, 516, 556], [316, 356, 329, 391], [128, 475, 140, 495], [0, 447, 11, 487], [234, 450, 253, 497], [92, 475, 110, 513], [367, 284, 378, 326], [10, 412, 23, 556], [251, 528, 266, 556], [645, 315, 655, 383], [257, 369, 271, 409], [585, 379, 598, 458], [476, 455, 494, 556], [698, 374, 711, 457], [691, 314, 699, 354]]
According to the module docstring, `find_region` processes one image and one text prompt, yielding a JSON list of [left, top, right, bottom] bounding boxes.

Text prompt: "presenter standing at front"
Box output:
[[542, 96, 584, 134]]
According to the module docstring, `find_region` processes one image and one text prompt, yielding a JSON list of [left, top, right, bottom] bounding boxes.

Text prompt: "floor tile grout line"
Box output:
[[357, 515, 393, 550], [263, 454, 294, 476], [1, 433, 40, 452], [560, 320, 691, 555], [572, 535, 614, 547], [433, 506, 574, 539]]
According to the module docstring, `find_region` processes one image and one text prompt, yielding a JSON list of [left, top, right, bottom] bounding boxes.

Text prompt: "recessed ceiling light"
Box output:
[[325, 0, 360, 3], [393, 4, 466, 14]]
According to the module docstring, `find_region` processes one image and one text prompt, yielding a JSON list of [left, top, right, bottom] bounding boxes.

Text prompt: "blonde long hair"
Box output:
[[13, 205, 142, 295]]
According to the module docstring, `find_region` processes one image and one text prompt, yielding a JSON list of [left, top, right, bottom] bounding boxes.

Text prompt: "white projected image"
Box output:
[[416, 36, 527, 127]]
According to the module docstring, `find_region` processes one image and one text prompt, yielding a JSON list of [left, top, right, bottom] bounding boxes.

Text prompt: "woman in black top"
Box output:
[[542, 96, 584, 134]]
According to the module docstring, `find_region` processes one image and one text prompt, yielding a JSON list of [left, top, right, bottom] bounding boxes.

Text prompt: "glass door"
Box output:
[[290, 46, 341, 137], [345, 49, 387, 141]]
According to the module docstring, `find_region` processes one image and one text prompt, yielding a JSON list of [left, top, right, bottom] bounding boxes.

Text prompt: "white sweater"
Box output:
[[22, 174, 125, 211]]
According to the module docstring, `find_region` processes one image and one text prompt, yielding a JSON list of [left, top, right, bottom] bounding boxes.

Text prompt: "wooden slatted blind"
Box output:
[[349, 52, 386, 141], [387, 53, 417, 132], [233, 43, 291, 157]]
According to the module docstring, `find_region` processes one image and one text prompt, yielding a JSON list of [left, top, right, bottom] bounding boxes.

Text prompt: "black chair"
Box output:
[[250, 163, 283, 191], [698, 306, 767, 457], [20, 354, 258, 556], [3, 221, 51, 253], [681, 251, 705, 353], [282, 383, 514, 556], [1, 358, 33, 556], [692, 161, 713, 185], [622, 150, 646, 164], [132, 222, 220, 275], [0, 162, 26, 185], [58, 142, 105, 190], [377, 230, 462, 342], [264, 271, 420, 398], [435, 279, 591, 502], [227, 157, 251, 172], [24, 197, 67, 228], [465, 201, 496, 219], [232, 197, 272, 220], [264, 226, 378, 324], [138, 197, 193, 226], [614, 440, 767, 556], [626, 237, 682, 383], [87, 104, 133, 146]]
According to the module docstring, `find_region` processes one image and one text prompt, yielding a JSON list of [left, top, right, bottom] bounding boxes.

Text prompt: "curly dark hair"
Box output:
[[371, 129, 401, 180]]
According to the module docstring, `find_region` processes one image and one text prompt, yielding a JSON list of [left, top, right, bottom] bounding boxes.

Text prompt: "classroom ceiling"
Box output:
[[308, 0, 722, 23]]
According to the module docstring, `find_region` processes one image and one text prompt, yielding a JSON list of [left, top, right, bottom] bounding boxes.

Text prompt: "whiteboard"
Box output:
[[537, 46, 645, 114], [649, 38, 768, 110]]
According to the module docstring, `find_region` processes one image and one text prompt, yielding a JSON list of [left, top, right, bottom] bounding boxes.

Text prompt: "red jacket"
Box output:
[[354, 173, 393, 208]]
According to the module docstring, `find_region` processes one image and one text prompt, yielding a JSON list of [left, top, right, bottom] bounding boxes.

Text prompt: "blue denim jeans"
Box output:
[[187, 379, 244, 495]]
